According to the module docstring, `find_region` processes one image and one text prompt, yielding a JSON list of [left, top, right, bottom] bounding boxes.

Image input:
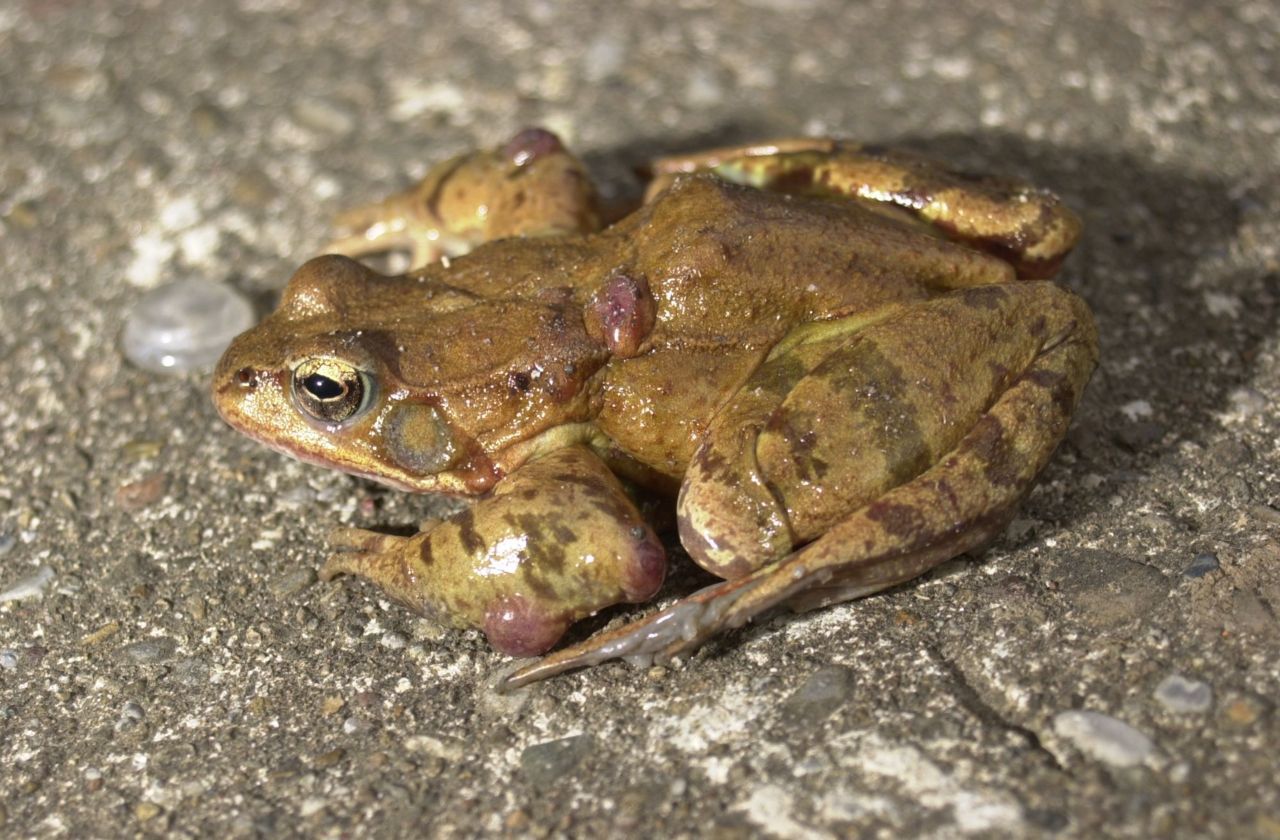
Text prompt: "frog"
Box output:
[[212, 128, 1098, 690]]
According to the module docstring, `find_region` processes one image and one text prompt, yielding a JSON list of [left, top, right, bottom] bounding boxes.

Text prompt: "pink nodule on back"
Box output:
[[586, 271, 656, 358]]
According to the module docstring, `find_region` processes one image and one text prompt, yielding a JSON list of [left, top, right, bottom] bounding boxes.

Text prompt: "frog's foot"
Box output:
[[320, 527, 413, 583]]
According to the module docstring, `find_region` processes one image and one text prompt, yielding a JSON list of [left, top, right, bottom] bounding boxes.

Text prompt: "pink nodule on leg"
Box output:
[[622, 530, 667, 603], [483, 594, 570, 657]]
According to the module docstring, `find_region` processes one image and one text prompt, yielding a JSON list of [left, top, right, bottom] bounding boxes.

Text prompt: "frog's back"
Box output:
[[593, 175, 1014, 476], [617, 174, 1011, 339]]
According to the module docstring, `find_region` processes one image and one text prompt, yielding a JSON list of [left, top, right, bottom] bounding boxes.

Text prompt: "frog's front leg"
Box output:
[[320, 445, 665, 656], [324, 127, 600, 269], [502, 282, 1096, 688]]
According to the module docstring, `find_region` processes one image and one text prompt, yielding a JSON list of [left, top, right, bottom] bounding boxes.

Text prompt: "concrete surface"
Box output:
[[1, 0, 1278, 836]]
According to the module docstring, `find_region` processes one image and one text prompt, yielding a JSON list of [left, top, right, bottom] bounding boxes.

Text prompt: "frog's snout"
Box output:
[[210, 330, 274, 431]]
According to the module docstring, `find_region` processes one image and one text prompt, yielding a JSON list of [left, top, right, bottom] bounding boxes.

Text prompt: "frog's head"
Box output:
[[213, 255, 606, 495]]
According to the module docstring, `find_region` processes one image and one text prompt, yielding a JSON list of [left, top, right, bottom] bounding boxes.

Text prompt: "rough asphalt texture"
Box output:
[[1, 1, 1278, 837]]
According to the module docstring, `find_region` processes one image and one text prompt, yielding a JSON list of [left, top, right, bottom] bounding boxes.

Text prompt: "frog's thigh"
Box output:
[[680, 282, 1098, 578], [321, 445, 666, 657]]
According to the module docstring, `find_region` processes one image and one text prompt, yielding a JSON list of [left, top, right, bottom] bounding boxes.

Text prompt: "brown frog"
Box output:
[[212, 128, 1097, 689]]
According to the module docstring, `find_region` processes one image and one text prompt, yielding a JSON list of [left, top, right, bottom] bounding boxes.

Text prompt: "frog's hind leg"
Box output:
[[500, 282, 1097, 690], [649, 140, 1080, 279]]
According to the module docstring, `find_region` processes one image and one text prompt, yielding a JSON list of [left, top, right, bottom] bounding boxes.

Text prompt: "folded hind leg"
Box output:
[[648, 139, 1080, 279], [500, 282, 1096, 690]]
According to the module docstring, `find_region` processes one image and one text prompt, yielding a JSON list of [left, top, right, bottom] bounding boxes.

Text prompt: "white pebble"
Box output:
[[1120, 399, 1153, 421], [1154, 674, 1213, 713], [121, 279, 254, 374], [1053, 710, 1155, 767], [0, 565, 55, 603]]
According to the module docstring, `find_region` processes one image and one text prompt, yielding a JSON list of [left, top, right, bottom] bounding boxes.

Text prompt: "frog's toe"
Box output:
[[325, 526, 406, 554], [320, 528, 413, 589]]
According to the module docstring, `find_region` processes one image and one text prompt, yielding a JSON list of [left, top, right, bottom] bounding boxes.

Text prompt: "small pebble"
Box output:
[[121, 278, 254, 374], [1053, 710, 1155, 767], [120, 701, 146, 722], [121, 637, 178, 665], [342, 716, 366, 735], [172, 657, 211, 687], [783, 665, 856, 722], [121, 439, 164, 461], [1184, 553, 1219, 578], [520, 734, 594, 789], [1222, 695, 1265, 727], [0, 534, 15, 557], [270, 568, 317, 598], [1154, 674, 1213, 713], [277, 485, 316, 510], [312, 748, 346, 770], [0, 649, 18, 670], [380, 632, 407, 650], [0, 565, 55, 603], [291, 98, 356, 136], [115, 472, 169, 512], [134, 802, 162, 822]]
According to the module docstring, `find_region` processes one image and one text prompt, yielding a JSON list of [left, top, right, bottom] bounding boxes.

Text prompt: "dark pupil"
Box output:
[[303, 373, 345, 400]]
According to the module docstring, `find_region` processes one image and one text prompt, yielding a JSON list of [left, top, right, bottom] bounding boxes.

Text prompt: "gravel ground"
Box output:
[[1, 1, 1278, 837]]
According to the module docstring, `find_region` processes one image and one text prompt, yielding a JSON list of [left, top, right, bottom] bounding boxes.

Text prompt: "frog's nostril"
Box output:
[[234, 367, 257, 388]]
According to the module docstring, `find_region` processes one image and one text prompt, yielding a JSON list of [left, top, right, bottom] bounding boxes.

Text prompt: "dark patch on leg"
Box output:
[[768, 165, 816, 194], [830, 342, 933, 487], [933, 477, 961, 514], [1026, 367, 1077, 417], [452, 507, 485, 555], [507, 513, 570, 577], [963, 415, 1022, 489], [693, 442, 730, 477], [418, 538, 436, 568], [867, 500, 928, 545]]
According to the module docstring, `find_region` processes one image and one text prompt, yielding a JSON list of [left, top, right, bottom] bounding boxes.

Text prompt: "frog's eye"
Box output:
[[291, 358, 372, 424]]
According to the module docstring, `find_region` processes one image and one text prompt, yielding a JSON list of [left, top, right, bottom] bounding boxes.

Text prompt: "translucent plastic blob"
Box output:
[[121, 279, 255, 374]]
